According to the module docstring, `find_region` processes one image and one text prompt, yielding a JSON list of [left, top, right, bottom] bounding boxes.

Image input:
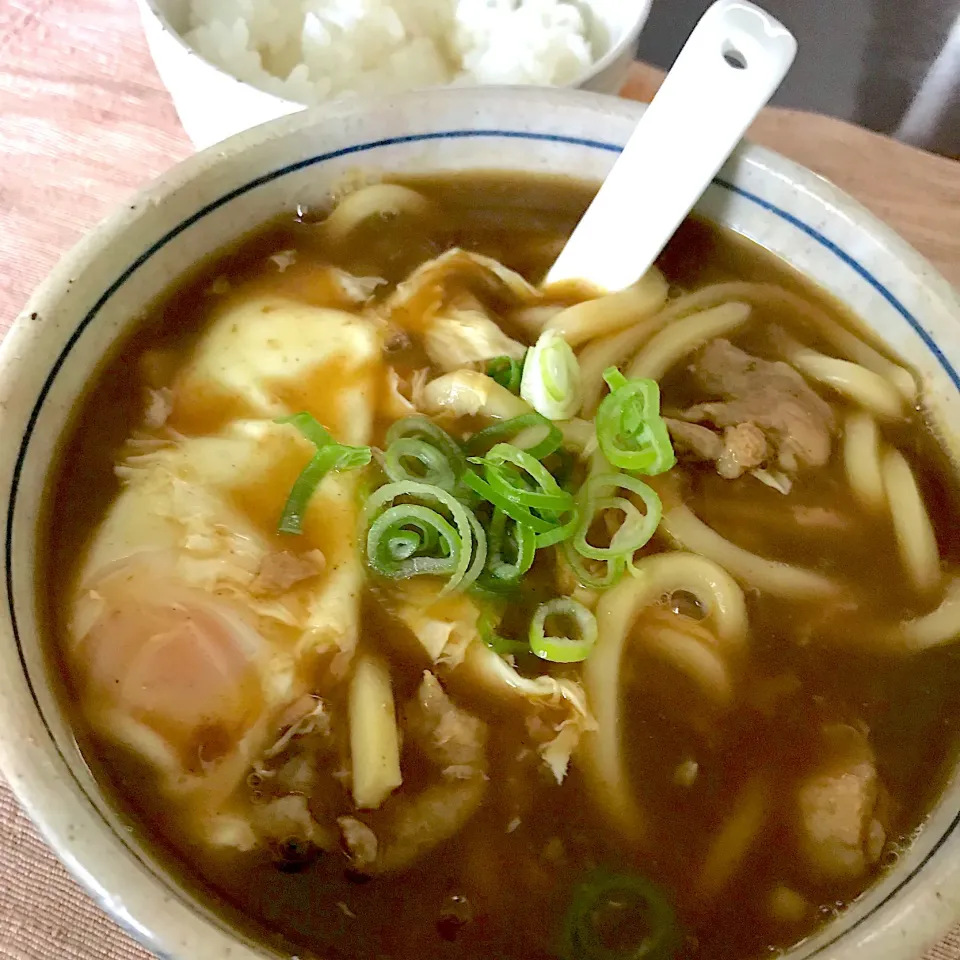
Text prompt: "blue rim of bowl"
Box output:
[[7, 128, 959, 959]]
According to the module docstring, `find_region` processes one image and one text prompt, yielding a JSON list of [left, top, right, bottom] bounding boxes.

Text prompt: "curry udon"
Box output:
[[42, 174, 960, 960]]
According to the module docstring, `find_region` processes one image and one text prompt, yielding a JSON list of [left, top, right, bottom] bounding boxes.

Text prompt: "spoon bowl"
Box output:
[[546, 0, 797, 291]]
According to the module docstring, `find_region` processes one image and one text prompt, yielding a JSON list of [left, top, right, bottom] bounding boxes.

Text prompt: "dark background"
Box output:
[[636, 0, 960, 156]]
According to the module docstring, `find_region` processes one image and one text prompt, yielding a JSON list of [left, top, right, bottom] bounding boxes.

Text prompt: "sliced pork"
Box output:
[[672, 339, 835, 480]]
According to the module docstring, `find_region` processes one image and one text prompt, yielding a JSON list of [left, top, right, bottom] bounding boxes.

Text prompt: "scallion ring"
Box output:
[[478, 608, 529, 656], [529, 598, 597, 663], [573, 473, 662, 562], [546, 446, 577, 491], [484, 508, 536, 585], [386, 416, 466, 477], [520, 330, 582, 421], [573, 496, 652, 561], [534, 504, 580, 549], [367, 504, 457, 574], [571, 473, 663, 561], [363, 480, 479, 593], [384, 437, 458, 492], [461, 469, 554, 535], [487, 354, 525, 394], [558, 867, 679, 960], [562, 538, 626, 590], [464, 510, 489, 590], [596, 368, 676, 476], [471, 443, 574, 514], [466, 412, 563, 460]]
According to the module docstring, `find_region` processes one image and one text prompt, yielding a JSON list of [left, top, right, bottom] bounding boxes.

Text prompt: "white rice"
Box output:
[[184, 0, 597, 104]]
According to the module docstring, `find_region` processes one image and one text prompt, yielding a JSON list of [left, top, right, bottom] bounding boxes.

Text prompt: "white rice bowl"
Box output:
[[184, 0, 599, 104]]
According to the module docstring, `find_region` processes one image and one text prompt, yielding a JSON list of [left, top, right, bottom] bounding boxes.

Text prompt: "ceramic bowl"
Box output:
[[2, 86, 960, 960], [136, 0, 653, 149]]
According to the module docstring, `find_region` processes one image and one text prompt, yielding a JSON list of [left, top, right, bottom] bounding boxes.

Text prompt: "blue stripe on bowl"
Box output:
[[6, 129, 956, 960], [716, 177, 960, 392]]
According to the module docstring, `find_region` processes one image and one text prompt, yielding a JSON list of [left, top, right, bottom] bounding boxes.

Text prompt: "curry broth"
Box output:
[[41, 173, 960, 960]]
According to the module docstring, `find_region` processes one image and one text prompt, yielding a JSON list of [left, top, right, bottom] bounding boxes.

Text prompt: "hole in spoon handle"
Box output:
[[546, 0, 797, 292]]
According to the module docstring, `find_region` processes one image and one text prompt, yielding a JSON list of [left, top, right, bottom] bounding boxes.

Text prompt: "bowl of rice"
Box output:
[[137, 0, 651, 150]]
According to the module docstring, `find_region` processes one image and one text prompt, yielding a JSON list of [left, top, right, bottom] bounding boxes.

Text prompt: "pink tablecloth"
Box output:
[[2, 1, 960, 958], [1, 2, 183, 956]]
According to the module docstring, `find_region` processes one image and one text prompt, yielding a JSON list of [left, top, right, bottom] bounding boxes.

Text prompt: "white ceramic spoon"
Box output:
[[545, 0, 797, 292]]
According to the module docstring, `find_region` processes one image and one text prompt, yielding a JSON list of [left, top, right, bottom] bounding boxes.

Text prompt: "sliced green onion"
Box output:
[[546, 446, 577, 491], [596, 369, 676, 475], [602, 368, 639, 401], [464, 511, 490, 589], [534, 504, 580, 549], [279, 411, 337, 448], [562, 539, 626, 590], [483, 509, 536, 585], [558, 868, 679, 960], [367, 505, 457, 574], [573, 473, 662, 562], [461, 469, 554, 535], [487, 354, 525, 394], [478, 608, 529, 656], [470, 572, 520, 599], [384, 437, 458, 492], [386, 416, 466, 475], [463, 445, 579, 551], [520, 330, 582, 420], [277, 412, 372, 535], [466, 412, 562, 460], [485, 634, 529, 656], [529, 598, 597, 663], [363, 480, 483, 594], [471, 443, 574, 514]]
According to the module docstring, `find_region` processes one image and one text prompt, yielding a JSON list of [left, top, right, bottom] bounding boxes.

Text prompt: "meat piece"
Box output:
[[143, 387, 174, 429], [461, 642, 594, 784], [794, 723, 886, 883], [678, 339, 835, 475], [666, 408, 769, 480], [256, 795, 336, 852], [375, 778, 488, 874], [405, 672, 487, 777], [768, 886, 808, 924], [340, 676, 489, 875], [338, 816, 378, 868], [717, 423, 768, 479], [339, 779, 488, 877], [791, 506, 851, 531], [264, 695, 330, 759], [665, 419, 723, 461], [251, 550, 325, 595]]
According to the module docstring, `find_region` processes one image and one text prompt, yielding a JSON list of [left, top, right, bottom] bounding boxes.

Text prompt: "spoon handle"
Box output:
[[545, 0, 797, 292]]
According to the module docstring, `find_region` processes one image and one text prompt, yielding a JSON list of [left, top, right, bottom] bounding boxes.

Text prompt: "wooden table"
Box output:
[[1, 3, 959, 959]]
